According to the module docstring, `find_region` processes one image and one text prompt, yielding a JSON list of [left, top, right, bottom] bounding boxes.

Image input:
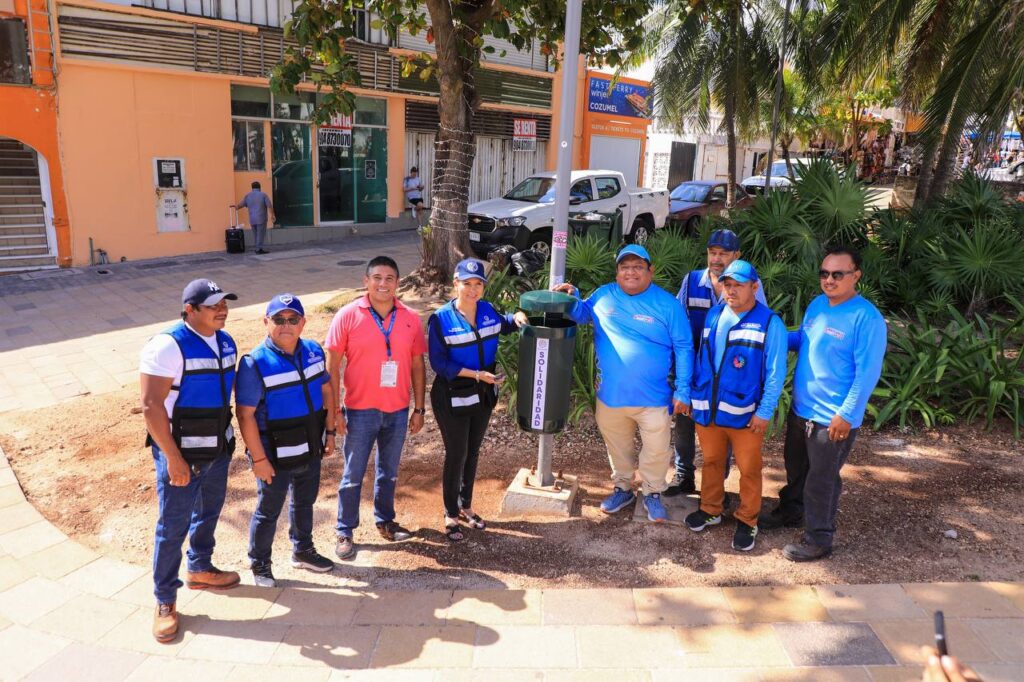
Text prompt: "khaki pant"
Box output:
[[695, 423, 764, 527], [595, 400, 673, 495]]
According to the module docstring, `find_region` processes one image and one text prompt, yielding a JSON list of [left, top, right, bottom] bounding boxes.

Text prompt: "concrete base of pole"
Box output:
[[500, 467, 579, 518], [631, 491, 699, 526]]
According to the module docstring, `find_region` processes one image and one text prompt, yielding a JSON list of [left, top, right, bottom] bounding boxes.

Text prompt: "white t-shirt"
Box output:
[[403, 176, 423, 201], [139, 323, 219, 419]]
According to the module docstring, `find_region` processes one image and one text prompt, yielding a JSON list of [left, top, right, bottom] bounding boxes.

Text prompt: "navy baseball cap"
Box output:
[[616, 244, 651, 264], [455, 258, 488, 283], [182, 279, 237, 308], [720, 260, 758, 284], [707, 229, 741, 251], [266, 293, 305, 318]]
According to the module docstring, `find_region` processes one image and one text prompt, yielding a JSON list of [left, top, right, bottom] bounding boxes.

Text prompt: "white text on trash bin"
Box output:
[[531, 338, 549, 429]]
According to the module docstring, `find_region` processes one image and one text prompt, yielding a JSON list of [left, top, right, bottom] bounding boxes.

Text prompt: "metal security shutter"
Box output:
[[404, 101, 551, 139]]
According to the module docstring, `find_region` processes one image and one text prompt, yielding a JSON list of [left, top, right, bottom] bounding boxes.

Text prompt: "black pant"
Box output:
[[673, 413, 731, 480], [431, 381, 493, 518], [776, 411, 857, 548]]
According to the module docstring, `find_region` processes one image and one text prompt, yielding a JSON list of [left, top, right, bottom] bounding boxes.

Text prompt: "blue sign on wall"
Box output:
[[587, 77, 652, 119]]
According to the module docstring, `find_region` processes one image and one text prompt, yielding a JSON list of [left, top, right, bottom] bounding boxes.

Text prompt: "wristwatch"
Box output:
[[413, 408, 426, 415]]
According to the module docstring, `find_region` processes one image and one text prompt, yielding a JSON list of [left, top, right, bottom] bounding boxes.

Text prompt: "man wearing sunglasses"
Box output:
[[236, 294, 336, 587], [759, 246, 887, 561], [139, 278, 241, 643]]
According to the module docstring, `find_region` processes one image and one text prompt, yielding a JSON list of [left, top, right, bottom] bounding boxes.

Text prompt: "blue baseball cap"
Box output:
[[720, 260, 758, 284], [616, 244, 651, 264], [455, 258, 488, 282], [707, 229, 741, 252], [182, 278, 237, 308], [266, 293, 305, 317]]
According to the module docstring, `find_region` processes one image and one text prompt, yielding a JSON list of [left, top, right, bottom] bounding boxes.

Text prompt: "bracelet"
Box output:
[[475, 370, 480, 381], [251, 457, 266, 464], [413, 408, 425, 415], [325, 430, 336, 436]]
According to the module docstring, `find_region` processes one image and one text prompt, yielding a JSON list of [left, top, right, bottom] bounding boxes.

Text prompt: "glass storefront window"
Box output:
[[273, 91, 316, 121], [354, 96, 387, 126], [232, 120, 265, 171], [230, 85, 271, 117], [271, 122, 314, 226]]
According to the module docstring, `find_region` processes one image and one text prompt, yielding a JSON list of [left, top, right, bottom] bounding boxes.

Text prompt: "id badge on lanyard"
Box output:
[[371, 307, 399, 388]]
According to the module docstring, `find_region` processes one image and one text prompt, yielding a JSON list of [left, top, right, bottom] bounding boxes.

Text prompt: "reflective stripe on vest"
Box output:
[[686, 269, 715, 348], [690, 302, 776, 429], [435, 299, 503, 370], [163, 322, 237, 460], [249, 338, 327, 467]]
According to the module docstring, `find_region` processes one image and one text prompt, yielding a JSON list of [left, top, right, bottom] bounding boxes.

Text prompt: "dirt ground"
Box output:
[[3, 291, 1023, 591]]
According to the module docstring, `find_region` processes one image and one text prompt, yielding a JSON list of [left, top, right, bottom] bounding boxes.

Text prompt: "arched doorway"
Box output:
[[0, 136, 57, 273]]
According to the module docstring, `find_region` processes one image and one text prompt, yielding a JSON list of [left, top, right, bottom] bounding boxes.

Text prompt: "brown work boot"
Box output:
[[153, 602, 178, 643], [186, 566, 241, 590]]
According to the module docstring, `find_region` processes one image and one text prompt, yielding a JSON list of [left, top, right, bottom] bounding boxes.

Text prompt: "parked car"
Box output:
[[668, 180, 753, 233], [466, 170, 669, 256], [741, 158, 813, 195]]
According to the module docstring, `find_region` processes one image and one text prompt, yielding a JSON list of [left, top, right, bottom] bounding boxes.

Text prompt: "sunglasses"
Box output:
[[819, 269, 858, 281], [270, 316, 302, 326]]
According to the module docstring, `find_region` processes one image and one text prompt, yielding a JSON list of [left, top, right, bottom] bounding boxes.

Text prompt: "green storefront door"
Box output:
[[271, 122, 313, 226], [353, 127, 387, 223], [317, 141, 354, 223]]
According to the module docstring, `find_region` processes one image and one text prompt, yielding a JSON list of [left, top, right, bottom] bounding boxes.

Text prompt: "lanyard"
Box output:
[[370, 307, 397, 359]]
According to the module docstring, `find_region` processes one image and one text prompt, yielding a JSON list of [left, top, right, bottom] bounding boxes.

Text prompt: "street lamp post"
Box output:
[[535, 0, 584, 488]]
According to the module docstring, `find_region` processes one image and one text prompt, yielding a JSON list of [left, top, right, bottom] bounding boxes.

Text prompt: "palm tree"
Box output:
[[634, 0, 777, 206], [758, 70, 821, 179]]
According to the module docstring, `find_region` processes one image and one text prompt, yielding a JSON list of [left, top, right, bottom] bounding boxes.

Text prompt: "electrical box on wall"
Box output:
[[153, 157, 189, 232]]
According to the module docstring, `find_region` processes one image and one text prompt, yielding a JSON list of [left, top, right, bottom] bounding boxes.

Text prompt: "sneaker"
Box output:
[[335, 536, 356, 560], [599, 487, 636, 514], [783, 538, 833, 562], [186, 566, 241, 590], [251, 561, 277, 588], [377, 521, 413, 542], [732, 521, 758, 551], [685, 509, 721, 532], [152, 602, 178, 643], [643, 493, 668, 522], [664, 473, 696, 497], [757, 507, 803, 530], [292, 549, 335, 573]]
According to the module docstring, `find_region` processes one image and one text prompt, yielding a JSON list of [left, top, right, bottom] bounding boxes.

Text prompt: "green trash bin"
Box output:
[[568, 209, 623, 246], [516, 290, 578, 434]]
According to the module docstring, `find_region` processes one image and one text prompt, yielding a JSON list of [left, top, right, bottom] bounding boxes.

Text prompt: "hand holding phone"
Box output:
[[934, 611, 948, 657]]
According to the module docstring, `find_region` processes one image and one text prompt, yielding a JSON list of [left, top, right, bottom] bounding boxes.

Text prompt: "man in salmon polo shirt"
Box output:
[[325, 255, 427, 560]]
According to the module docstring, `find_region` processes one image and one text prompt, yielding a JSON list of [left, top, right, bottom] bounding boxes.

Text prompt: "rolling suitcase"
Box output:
[[226, 206, 245, 254]]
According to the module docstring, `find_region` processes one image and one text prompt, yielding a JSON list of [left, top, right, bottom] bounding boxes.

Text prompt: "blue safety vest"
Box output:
[[684, 269, 715, 348], [159, 322, 237, 461], [691, 302, 776, 429], [433, 299, 504, 414], [248, 338, 328, 469]]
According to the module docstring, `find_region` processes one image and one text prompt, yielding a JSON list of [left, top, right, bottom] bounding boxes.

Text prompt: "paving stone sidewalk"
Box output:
[[0, 234, 423, 414], [0, 444, 1021, 681]]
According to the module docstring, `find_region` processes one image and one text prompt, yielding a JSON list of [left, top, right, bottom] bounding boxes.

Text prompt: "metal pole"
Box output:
[[534, 0, 583, 488], [763, 0, 793, 196]]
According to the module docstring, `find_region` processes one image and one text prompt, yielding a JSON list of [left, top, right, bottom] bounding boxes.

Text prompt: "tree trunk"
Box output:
[[927, 106, 970, 202], [725, 93, 737, 207], [420, 0, 489, 281], [782, 142, 795, 181], [913, 138, 938, 207]]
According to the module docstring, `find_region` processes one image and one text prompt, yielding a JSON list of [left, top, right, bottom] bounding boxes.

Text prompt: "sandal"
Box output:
[[458, 510, 486, 530], [444, 522, 465, 542]]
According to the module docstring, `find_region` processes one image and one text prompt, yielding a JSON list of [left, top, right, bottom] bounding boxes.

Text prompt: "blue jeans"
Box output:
[[248, 457, 322, 565], [336, 407, 409, 538], [152, 447, 230, 604]]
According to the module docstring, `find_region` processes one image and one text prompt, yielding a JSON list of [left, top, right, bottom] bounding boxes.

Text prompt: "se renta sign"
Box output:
[[513, 118, 537, 152], [587, 76, 652, 119], [530, 338, 550, 430], [318, 114, 353, 148]]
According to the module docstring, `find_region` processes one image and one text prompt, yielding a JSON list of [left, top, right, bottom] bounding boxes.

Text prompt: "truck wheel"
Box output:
[[685, 216, 700, 236], [528, 231, 551, 259], [628, 218, 652, 245]]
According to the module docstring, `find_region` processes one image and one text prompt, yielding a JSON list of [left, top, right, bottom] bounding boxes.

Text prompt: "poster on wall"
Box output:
[[365, 159, 377, 179], [587, 77, 652, 119], [156, 190, 189, 232], [512, 118, 537, 152], [318, 114, 353, 148]]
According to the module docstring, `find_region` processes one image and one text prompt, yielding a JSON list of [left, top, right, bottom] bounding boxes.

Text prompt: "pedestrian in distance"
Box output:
[[325, 256, 427, 560], [139, 279, 242, 643], [236, 294, 337, 588], [758, 246, 887, 561], [403, 166, 425, 227], [236, 181, 275, 254], [682, 260, 788, 551], [428, 258, 523, 542], [553, 244, 694, 522], [667, 228, 767, 498]]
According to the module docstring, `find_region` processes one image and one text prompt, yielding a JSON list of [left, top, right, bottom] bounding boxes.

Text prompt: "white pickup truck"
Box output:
[[466, 170, 669, 256]]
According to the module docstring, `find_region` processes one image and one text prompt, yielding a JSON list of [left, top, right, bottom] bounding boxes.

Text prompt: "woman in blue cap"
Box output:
[[427, 258, 521, 541]]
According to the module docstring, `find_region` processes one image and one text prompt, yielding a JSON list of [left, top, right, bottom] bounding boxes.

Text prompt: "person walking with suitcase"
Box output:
[[236, 181, 275, 254]]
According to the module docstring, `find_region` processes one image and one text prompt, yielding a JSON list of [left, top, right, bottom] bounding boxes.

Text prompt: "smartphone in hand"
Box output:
[[934, 610, 948, 656]]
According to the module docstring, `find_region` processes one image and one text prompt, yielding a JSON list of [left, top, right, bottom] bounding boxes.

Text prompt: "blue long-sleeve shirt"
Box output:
[[427, 304, 517, 381], [707, 306, 788, 421], [791, 293, 888, 428], [568, 282, 694, 409]]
